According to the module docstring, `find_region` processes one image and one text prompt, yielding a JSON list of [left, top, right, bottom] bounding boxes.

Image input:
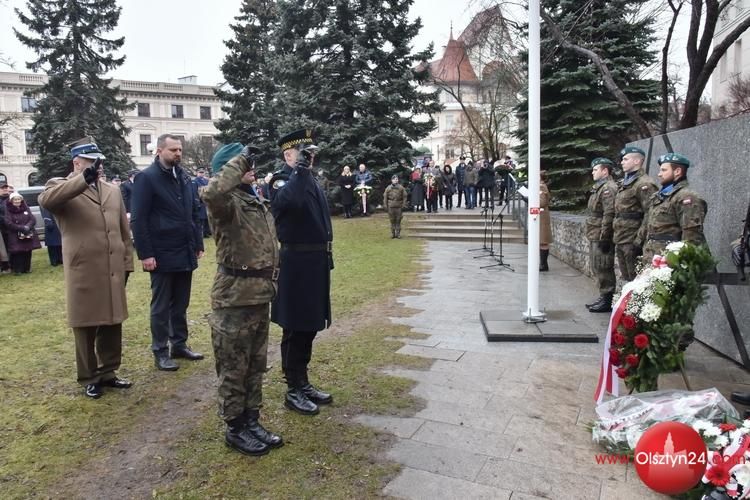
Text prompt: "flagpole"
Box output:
[[524, 0, 545, 323]]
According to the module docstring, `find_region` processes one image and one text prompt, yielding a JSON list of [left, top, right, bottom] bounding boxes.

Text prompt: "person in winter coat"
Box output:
[[539, 170, 553, 271], [0, 183, 11, 272], [338, 166, 355, 218], [478, 161, 497, 209], [39, 139, 134, 399], [463, 162, 478, 209], [455, 158, 467, 208], [5, 192, 41, 274], [410, 167, 425, 211], [42, 206, 62, 266], [441, 164, 456, 211]]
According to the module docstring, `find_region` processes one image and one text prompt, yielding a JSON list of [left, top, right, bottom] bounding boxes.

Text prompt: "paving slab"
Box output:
[[411, 420, 518, 459], [384, 468, 511, 500], [386, 438, 489, 482], [396, 344, 465, 361]]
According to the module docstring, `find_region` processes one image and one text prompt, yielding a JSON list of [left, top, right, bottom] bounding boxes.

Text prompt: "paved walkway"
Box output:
[[356, 241, 750, 500]]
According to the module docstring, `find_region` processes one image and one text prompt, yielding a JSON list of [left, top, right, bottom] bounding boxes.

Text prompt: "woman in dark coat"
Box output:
[[441, 164, 456, 211], [41, 206, 63, 266], [409, 167, 425, 211], [338, 165, 355, 218], [5, 193, 41, 274]]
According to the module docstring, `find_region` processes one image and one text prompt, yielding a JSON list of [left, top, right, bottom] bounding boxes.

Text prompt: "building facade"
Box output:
[[712, 1, 750, 112], [0, 72, 223, 187]]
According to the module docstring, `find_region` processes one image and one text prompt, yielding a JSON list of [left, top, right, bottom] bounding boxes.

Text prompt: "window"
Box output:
[[140, 134, 152, 156], [199, 106, 212, 120], [0, 136, 4, 155], [199, 135, 214, 148], [735, 40, 743, 76], [21, 96, 37, 113], [446, 114, 455, 130], [720, 52, 728, 82], [25, 130, 37, 154], [171, 104, 184, 119], [137, 102, 151, 117]]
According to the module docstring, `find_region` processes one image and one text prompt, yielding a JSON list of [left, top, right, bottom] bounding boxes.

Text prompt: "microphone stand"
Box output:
[[469, 205, 492, 256], [481, 210, 515, 271]]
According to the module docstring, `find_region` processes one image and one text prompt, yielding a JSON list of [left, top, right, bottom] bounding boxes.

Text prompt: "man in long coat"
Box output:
[[270, 129, 334, 416], [39, 140, 134, 399]]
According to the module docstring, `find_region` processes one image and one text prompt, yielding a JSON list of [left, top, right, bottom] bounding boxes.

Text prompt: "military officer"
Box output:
[[641, 153, 707, 261], [613, 146, 658, 282], [384, 175, 408, 238], [201, 143, 282, 456], [585, 158, 617, 313], [271, 129, 334, 416]]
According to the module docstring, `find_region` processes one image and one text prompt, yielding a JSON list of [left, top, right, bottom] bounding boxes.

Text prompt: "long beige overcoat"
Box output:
[[39, 174, 134, 328], [539, 181, 553, 246]]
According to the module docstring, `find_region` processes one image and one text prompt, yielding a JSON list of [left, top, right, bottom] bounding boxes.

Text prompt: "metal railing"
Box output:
[[504, 173, 528, 243]]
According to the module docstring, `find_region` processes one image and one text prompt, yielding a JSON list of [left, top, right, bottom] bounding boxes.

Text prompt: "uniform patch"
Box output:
[[683, 198, 692, 205], [641, 186, 650, 190], [603, 190, 610, 194]]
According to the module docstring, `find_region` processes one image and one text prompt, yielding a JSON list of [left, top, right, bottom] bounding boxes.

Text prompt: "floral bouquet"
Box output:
[[595, 242, 715, 400], [354, 184, 372, 214], [692, 420, 750, 499]]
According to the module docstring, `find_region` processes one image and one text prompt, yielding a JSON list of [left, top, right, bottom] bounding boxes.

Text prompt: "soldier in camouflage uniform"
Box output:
[[613, 146, 658, 282], [585, 158, 618, 313], [641, 153, 707, 261], [384, 175, 408, 238], [201, 143, 282, 457]]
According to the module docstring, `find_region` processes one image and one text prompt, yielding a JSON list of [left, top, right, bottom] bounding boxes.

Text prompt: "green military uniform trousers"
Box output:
[[388, 207, 403, 228], [210, 303, 270, 422], [590, 242, 616, 296]]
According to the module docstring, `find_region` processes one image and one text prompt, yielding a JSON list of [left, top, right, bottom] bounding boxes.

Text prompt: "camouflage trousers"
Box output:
[[388, 208, 403, 228], [590, 242, 616, 295], [642, 240, 668, 264], [210, 303, 270, 422], [615, 243, 641, 283]]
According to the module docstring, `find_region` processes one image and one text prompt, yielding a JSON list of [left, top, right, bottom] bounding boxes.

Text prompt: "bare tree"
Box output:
[[716, 74, 750, 117], [181, 136, 219, 175]]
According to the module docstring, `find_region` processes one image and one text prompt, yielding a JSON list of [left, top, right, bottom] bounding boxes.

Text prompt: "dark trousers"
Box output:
[[73, 324, 122, 385], [47, 245, 63, 266], [149, 271, 193, 353], [426, 197, 438, 213], [343, 204, 353, 218], [465, 186, 476, 208], [456, 184, 464, 207], [0, 231, 9, 270], [200, 219, 211, 237], [281, 329, 318, 386], [444, 193, 453, 210], [9, 251, 32, 273], [480, 187, 494, 208]]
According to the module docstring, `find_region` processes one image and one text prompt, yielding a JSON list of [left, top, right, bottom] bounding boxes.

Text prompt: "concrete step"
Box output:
[[407, 232, 526, 243], [409, 217, 512, 225], [409, 224, 524, 235]]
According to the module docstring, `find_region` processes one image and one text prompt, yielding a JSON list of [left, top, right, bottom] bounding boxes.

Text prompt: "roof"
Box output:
[[430, 37, 478, 84]]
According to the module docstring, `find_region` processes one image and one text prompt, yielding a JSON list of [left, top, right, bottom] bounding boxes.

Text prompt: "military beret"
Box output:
[[391, 174, 399, 180], [590, 157, 614, 167], [620, 146, 645, 157], [210, 142, 244, 174], [657, 152, 690, 168]]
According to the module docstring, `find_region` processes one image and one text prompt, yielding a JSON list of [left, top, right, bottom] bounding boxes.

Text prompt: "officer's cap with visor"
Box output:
[[278, 129, 314, 151], [70, 142, 106, 160], [657, 152, 691, 169]]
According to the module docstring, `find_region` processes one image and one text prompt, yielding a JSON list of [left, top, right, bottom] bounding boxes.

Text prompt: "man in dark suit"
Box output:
[[270, 129, 334, 416], [130, 134, 205, 371]]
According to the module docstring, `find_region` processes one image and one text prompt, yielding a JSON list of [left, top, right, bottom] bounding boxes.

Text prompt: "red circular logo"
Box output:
[[634, 421, 707, 495]]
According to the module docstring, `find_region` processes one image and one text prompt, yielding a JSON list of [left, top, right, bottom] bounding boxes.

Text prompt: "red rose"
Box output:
[[719, 423, 737, 432], [609, 348, 621, 366], [615, 367, 629, 378], [625, 354, 639, 367], [634, 334, 650, 349], [613, 333, 626, 346], [621, 315, 636, 330]]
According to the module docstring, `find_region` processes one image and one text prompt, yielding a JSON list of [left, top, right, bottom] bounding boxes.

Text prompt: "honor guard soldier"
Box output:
[[585, 158, 617, 313], [641, 153, 707, 261], [384, 175, 408, 238], [201, 143, 283, 456], [613, 146, 658, 282], [270, 129, 334, 416]]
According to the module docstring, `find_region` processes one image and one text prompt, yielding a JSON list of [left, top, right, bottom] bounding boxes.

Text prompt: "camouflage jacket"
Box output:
[[585, 178, 617, 242], [613, 170, 658, 245], [643, 180, 707, 246], [384, 184, 408, 210], [201, 155, 279, 309]]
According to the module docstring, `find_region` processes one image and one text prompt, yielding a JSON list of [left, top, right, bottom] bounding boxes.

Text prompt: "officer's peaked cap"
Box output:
[[278, 129, 314, 151]]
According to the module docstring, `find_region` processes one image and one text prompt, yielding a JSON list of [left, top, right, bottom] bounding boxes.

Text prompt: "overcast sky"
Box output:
[[1, 0, 488, 85]]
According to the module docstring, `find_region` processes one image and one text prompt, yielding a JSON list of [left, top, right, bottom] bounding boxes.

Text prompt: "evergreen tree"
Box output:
[[15, 0, 134, 181], [515, 0, 659, 209]]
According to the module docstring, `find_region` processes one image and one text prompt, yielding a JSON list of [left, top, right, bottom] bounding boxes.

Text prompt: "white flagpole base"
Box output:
[[522, 309, 547, 323]]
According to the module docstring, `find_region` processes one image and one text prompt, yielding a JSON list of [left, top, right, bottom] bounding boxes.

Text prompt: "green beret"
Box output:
[[590, 157, 614, 168], [620, 146, 645, 157], [211, 143, 244, 174], [657, 152, 690, 168]]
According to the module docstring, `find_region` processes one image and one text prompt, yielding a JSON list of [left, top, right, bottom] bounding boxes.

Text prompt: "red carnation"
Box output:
[[706, 463, 731, 486], [613, 332, 626, 346], [719, 423, 737, 432], [634, 334, 650, 349], [625, 354, 640, 367], [609, 349, 621, 366], [615, 367, 629, 379], [621, 315, 636, 330]]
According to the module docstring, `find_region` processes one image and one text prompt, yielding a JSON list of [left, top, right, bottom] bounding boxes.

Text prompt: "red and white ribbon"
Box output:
[[594, 285, 635, 403]]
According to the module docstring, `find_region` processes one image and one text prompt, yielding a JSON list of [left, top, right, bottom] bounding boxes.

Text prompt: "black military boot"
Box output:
[[539, 249, 549, 272], [301, 380, 333, 405], [225, 416, 270, 456], [589, 293, 614, 313], [285, 386, 320, 415], [395, 225, 402, 238], [245, 409, 284, 448], [585, 297, 601, 308], [391, 226, 396, 238]]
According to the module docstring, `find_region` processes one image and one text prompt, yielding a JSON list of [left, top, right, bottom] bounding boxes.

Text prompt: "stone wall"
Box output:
[[549, 212, 592, 278]]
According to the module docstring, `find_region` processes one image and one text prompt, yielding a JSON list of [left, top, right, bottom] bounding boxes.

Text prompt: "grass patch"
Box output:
[[0, 215, 422, 497]]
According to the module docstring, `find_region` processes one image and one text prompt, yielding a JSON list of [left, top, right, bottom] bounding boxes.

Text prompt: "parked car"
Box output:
[[16, 186, 45, 241]]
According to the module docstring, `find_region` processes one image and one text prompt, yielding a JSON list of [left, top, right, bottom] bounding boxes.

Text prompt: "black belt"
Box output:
[[218, 264, 279, 280], [615, 212, 644, 220], [648, 234, 680, 242], [590, 211, 603, 217], [281, 242, 332, 252]]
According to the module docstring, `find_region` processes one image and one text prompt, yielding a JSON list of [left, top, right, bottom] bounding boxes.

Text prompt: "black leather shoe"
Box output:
[[171, 346, 204, 360], [732, 392, 750, 405], [301, 383, 333, 405], [245, 411, 283, 448], [85, 383, 103, 399], [588, 301, 613, 313], [155, 353, 179, 371], [585, 297, 601, 308], [225, 419, 270, 456], [102, 377, 133, 389], [285, 388, 319, 415]]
